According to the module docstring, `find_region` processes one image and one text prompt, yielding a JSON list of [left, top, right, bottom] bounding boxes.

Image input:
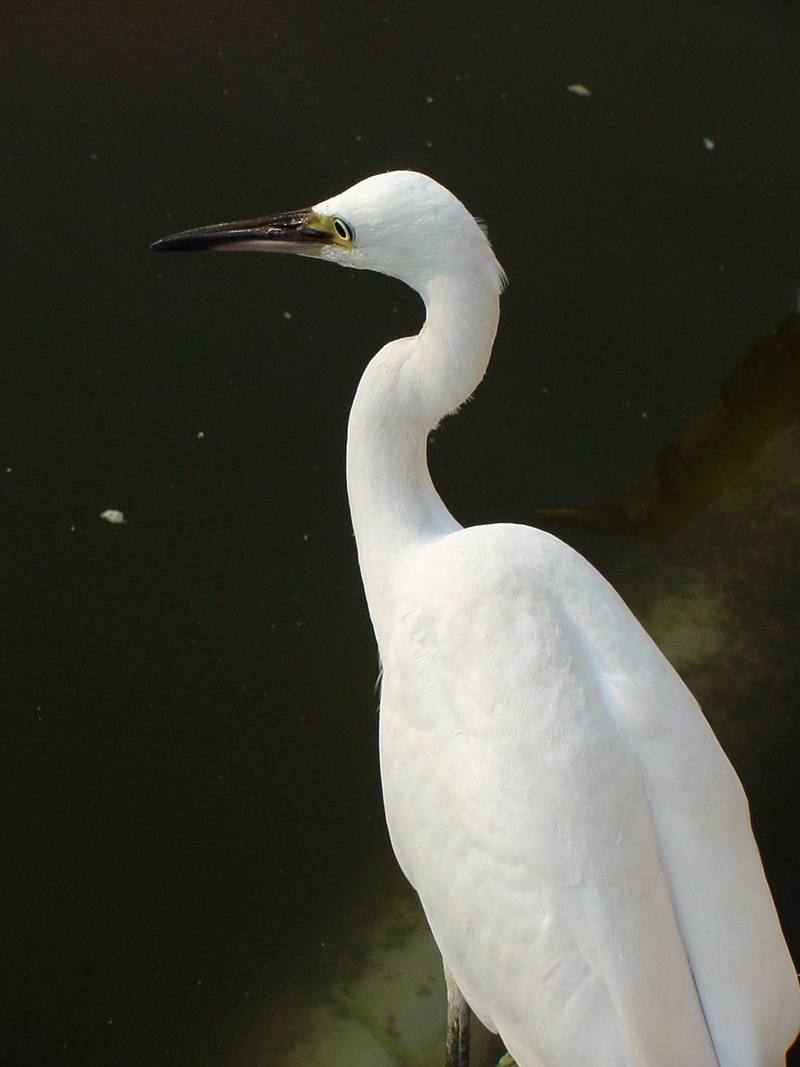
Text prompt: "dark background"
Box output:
[[3, 2, 799, 1065]]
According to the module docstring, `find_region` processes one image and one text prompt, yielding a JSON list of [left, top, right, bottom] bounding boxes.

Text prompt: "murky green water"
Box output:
[[4, 3, 798, 1065]]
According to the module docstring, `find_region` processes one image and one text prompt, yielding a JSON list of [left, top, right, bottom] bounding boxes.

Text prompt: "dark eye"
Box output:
[[333, 216, 354, 242]]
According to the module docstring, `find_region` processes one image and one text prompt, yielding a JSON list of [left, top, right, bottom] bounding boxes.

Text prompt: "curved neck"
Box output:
[[346, 275, 500, 642]]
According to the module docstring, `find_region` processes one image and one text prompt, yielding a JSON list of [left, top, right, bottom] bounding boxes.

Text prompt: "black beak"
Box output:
[[151, 208, 330, 253]]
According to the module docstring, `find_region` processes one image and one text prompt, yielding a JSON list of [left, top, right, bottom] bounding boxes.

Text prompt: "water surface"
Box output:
[[4, 2, 798, 1064]]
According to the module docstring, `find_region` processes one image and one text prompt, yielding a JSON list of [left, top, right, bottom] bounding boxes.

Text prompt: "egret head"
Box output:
[[152, 170, 506, 298]]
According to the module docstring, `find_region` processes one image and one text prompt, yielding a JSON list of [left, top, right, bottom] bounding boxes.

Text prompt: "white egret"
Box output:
[[153, 171, 800, 1067]]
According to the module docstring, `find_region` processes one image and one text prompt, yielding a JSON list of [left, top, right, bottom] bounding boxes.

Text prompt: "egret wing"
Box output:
[[561, 543, 800, 1067], [379, 523, 798, 1067]]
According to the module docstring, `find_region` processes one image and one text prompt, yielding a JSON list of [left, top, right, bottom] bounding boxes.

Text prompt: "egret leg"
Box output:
[[444, 964, 471, 1067]]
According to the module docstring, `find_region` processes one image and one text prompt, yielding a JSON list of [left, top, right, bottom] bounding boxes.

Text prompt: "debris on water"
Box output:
[[282, 310, 292, 320], [703, 137, 716, 150], [567, 83, 592, 97], [100, 509, 126, 525]]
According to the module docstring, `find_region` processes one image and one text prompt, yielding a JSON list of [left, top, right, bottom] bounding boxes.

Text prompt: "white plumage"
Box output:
[[155, 170, 800, 1067]]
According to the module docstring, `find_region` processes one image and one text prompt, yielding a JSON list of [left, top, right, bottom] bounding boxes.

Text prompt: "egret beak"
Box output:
[[151, 208, 337, 254]]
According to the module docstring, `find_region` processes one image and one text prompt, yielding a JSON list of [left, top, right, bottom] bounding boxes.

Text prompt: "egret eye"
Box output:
[[333, 216, 354, 242]]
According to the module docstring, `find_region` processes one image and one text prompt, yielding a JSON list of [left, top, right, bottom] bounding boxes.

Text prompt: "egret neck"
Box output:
[[346, 274, 501, 644]]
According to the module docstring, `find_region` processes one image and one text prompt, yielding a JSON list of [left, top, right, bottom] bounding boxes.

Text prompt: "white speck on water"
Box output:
[[196, 431, 205, 439], [703, 137, 716, 150], [641, 411, 649, 419], [100, 509, 126, 525], [282, 310, 292, 320], [425, 95, 434, 104], [5, 467, 12, 473], [567, 83, 592, 97], [426, 141, 433, 148]]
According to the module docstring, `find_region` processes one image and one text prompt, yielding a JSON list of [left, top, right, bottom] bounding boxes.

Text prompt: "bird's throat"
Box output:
[[345, 277, 500, 642]]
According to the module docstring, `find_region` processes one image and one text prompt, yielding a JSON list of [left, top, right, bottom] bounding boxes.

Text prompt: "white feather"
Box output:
[[331, 172, 799, 1066]]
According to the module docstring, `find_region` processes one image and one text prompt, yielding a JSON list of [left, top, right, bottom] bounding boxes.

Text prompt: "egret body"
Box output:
[[154, 171, 800, 1067]]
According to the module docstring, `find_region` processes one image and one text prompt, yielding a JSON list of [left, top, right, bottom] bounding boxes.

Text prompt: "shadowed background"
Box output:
[[2, 2, 799, 1065]]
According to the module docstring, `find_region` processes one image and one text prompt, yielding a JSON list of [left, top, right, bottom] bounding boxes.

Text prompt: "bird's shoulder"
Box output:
[[384, 520, 747, 887], [395, 522, 627, 674], [389, 520, 728, 758], [382, 524, 680, 910]]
